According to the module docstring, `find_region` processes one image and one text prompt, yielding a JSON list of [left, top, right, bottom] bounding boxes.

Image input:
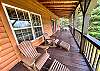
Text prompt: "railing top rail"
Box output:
[[74, 28, 82, 34], [84, 35, 100, 50]]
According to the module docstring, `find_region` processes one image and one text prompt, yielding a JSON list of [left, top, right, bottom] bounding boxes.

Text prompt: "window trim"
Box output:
[[2, 3, 44, 44]]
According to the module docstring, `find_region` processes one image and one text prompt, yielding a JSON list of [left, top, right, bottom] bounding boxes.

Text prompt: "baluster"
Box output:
[[84, 39, 87, 55], [85, 40, 89, 57], [90, 45, 95, 66], [92, 49, 100, 70], [95, 55, 100, 71], [88, 44, 93, 62], [87, 42, 91, 60], [92, 49, 98, 69], [90, 46, 96, 67]]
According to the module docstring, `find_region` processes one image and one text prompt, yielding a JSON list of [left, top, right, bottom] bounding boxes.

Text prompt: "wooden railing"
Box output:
[[69, 25, 100, 71]]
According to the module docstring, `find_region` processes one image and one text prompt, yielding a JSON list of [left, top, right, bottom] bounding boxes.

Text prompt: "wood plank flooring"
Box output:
[[42, 30, 90, 71]]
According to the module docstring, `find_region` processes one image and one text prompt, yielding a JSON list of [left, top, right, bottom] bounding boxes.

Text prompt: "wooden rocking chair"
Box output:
[[43, 33, 57, 47], [18, 41, 50, 71]]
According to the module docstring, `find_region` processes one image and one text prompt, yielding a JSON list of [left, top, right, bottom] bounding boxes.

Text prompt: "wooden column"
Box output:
[[80, 0, 91, 53], [80, 0, 98, 53]]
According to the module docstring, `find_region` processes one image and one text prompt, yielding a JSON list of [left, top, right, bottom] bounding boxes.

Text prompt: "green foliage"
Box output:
[[76, 12, 83, 32], [88, 0, 100, 40], [60, 18, 69, 27]]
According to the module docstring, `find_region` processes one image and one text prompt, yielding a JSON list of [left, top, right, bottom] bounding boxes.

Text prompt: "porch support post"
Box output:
[[80, 14, 90, 53], [80, 0, 91, 53]]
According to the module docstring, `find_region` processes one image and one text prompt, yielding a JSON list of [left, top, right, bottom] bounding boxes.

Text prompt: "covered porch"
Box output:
[[0, 0, 100, 71]]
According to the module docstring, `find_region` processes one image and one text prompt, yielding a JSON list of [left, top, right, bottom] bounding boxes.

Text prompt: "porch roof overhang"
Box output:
[[37, 0, 81, 18]]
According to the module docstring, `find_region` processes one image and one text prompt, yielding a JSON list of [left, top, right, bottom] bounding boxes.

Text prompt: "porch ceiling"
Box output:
[[37, 0, 80, 18]]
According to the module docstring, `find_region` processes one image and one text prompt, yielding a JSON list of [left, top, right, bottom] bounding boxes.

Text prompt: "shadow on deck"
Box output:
[[10, 30, 90, 71]]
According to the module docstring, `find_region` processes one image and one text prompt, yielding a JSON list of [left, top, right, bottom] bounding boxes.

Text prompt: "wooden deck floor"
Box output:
[[42, 30, 90, 71], [10, 30, 90, 71]]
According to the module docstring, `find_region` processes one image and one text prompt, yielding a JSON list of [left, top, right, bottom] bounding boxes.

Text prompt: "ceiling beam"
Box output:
[[44, 5, 76, 7], [50, 9, 74, 12], [40, 1, 78, 4], [46, 6, 76, 8], [50, 9, 74, 11], [54, 12, 71, 14], [56, 14, 70, 17], [42, 3, 78, 5], [48, 7, 74, 10], [56, 13, 70, 14], [38, 0, 79, 2], [53, 11, 71, 13]]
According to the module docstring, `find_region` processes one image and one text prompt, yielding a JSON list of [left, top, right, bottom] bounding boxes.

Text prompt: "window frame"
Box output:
[[2, 3, 44, 44]]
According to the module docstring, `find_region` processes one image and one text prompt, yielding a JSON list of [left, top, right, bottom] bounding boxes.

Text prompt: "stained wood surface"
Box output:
[[37, 0, 80, 17], [0, 17, 19, 71], [47, 30, 90, 71]]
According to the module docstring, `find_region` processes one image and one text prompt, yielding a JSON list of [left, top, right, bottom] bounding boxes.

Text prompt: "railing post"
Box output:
[[80, 35, 85, 53]]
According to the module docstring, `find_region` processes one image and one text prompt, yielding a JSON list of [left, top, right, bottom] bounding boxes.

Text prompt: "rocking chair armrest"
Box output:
[[35, 46, 49, 53]]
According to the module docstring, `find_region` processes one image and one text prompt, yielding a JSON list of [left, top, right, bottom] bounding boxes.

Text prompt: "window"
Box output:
[[30, 14, 43, 38], [3, 3, 43, 43]]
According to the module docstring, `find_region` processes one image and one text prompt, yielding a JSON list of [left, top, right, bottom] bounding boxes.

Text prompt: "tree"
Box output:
[[88, 0, 100, 40]]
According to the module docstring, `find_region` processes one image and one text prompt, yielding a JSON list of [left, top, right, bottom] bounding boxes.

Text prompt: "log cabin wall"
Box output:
[[0, 0, 59, 70], [0, 11, 19, 71]]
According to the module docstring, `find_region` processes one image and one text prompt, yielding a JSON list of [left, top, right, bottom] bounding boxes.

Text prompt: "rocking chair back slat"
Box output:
[[18, 41, 38, 59]]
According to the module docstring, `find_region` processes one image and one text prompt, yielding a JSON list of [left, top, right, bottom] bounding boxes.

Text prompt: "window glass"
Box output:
[[13, 21, 31, 28], [16, 9, 24, 20], [5, 6, 17, 19]]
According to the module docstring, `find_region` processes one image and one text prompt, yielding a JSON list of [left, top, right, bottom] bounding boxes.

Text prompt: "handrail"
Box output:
[[83, 35, 100, 50], [73, 26, 100, 50], [74, 28, 82, 34]]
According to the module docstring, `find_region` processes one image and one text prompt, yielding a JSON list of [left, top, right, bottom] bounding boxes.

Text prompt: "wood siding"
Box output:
[[0, 17, 19, 71]]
